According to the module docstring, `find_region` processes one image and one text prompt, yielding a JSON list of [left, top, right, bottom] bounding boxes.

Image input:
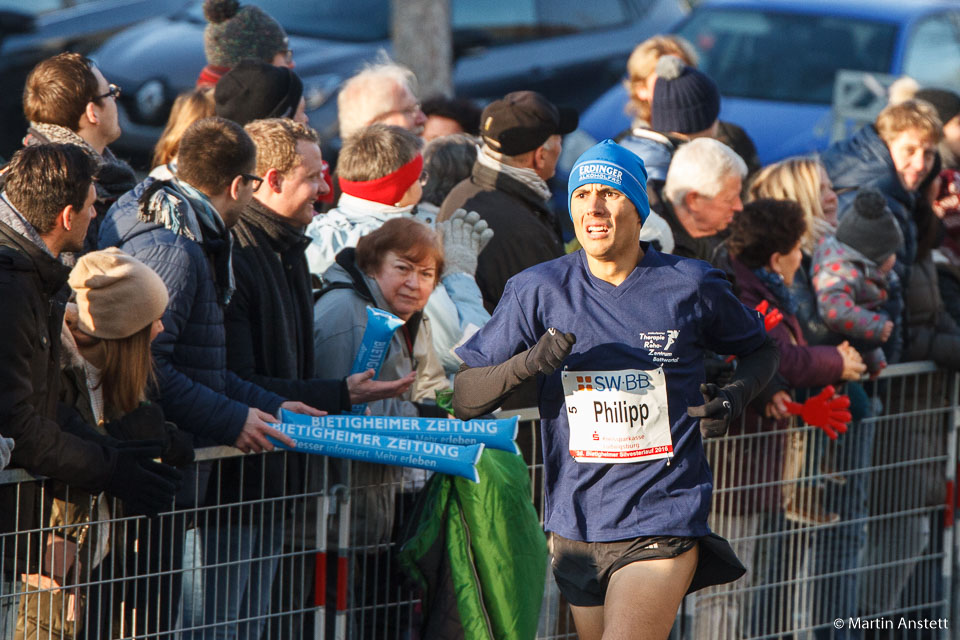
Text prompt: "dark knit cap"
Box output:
[[215, 60, 303, 125], [203, 0, 288, 68], [652, 55, 720, 135], [836, 188, 904, 264], [915, 88, 960, 126]]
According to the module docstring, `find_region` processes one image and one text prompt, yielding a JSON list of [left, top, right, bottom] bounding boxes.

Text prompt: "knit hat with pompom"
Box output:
[[835, 187, 904, 264], [651, 55, 720, 135], [203, 0, 288, 68]]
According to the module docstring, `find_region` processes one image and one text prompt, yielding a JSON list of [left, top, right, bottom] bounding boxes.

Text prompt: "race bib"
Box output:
[[561, 368, 673, 463]]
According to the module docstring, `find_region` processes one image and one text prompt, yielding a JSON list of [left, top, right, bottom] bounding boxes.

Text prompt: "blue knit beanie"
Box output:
[[568, 139, 649, 221], [652, 55, 720, 134]]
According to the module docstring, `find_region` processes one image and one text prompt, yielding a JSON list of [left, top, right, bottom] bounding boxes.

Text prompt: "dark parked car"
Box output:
[[90, 0, 688, 167], [0, 0, 188, 158]]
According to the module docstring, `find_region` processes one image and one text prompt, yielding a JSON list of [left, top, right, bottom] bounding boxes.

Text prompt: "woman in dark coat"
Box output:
[[696, 199, 864, 639]]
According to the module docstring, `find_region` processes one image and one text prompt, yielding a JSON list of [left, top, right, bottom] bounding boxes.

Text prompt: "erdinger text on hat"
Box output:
[[568, 139, 650, 222], [480, 90, 578, 156]]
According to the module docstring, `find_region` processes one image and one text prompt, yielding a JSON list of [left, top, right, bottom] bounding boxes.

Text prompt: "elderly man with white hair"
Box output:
[[646, 137, 747, 263], [337, 61, 427, 137]]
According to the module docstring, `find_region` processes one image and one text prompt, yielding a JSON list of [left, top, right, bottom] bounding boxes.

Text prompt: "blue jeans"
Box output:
[[181, 517, 283, 640]]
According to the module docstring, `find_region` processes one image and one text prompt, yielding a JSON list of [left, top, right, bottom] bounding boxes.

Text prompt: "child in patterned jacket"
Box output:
[[811, 188, 904, 376]]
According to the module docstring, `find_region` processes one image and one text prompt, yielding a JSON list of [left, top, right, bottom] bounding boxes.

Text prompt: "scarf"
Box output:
[[477, 145, 552, 202], [27, 123, 137, 201], [137, 178, 235, 305], [0, 192, 57, 259], [753, 266, 798, 316]]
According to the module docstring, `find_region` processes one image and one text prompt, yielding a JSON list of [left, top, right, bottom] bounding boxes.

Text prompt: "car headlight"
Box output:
[[302, 73, 343, 111], [135, 79, 167, 125]]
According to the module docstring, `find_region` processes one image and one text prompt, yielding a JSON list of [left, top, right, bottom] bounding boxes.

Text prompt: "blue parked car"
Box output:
[[563, 0, 960, 172]]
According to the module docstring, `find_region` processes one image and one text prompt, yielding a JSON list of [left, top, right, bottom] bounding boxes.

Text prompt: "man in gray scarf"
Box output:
[[439, 90, 578, 313]]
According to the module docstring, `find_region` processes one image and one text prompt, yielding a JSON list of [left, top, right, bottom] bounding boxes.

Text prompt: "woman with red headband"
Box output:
[[304, 124, 493, 378]]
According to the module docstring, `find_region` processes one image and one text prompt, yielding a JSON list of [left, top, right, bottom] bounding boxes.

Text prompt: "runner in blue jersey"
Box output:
[[452, 140, 779, 640]]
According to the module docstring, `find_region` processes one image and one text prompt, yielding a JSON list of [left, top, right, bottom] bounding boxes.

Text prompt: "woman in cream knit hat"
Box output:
[[19, 248, 193, 640]]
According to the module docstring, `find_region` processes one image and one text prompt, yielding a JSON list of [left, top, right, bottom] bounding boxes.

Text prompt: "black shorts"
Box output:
[[550, 533, 698, 607]]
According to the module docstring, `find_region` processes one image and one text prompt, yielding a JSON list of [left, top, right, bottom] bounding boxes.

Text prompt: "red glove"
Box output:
[[725, 301, 783, 363], [784, 385, 852, 440], [755, 300, 784, 332]]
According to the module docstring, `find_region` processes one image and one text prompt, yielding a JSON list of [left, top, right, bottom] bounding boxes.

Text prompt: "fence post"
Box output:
[[950, 370, 959, 625]]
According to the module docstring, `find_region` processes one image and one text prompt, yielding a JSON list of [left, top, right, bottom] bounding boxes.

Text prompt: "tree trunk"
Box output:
[[391, 0, 452, 98]]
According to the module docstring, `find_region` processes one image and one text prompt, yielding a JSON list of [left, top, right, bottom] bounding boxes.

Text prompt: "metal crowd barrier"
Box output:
[[0, 362, 956, 639]]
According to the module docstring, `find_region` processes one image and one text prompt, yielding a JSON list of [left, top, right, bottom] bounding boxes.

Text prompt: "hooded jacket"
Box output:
[[399, 449, 547, 640], [97, 178, 284, 447]]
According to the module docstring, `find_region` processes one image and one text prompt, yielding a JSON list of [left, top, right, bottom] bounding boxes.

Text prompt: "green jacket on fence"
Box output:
[[400, 449, 547, 640]]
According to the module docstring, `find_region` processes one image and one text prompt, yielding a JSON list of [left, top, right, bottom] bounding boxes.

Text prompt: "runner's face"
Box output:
[[571, 183, 640, 261]]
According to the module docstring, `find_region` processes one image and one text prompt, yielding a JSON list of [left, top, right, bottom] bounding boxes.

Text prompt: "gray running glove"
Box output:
[[440, 208, 494, 277]]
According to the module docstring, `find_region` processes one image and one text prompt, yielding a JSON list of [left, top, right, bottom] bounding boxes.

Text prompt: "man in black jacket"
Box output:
[[439, 90, 577, 313], [0, 144, 179, 633], [212, 118, 413, 637]]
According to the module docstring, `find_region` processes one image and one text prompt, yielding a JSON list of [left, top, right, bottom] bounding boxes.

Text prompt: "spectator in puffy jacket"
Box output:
[[811, 189, 903, 375], [820, 99, 942, 362], [98, 117, 313, 449]]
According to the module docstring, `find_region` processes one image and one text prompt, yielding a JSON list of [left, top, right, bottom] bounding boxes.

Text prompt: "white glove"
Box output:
[[0, 437, 14, 471], [439, 208, 494, 278]]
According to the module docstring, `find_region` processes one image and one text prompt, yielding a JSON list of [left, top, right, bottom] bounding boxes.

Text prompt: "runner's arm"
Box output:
[[720, 335, 780, 419], [453, 329, 575, 420]]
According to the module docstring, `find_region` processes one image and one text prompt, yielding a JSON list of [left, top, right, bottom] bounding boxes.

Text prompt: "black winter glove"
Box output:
[[524, 329, 576, 377], [162, 423, 195, 468], [104, 403, 166, 442], [687, 383, 736, 438], [704, 353, 736, 386], [105, 443, 182, 517]]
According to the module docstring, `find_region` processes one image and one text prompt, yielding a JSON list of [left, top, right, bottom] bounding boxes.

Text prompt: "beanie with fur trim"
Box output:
[[568, 139, 649, 222], [69, 248, 169, 339]]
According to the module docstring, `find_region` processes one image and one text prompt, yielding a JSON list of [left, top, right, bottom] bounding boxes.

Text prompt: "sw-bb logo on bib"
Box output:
[[562, 368, 673, 464]]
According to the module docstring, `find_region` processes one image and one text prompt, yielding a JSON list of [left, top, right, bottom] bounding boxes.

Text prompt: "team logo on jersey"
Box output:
[[638, 329, 680, 363]]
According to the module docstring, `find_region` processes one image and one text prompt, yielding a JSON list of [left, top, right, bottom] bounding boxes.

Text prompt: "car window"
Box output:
[[534, 0, 629, 32], [185, 0, 390, 42], [0, 0, 62, 14], [675, 8, 897, 104], [902, 14, 960, 90], [451, 0, 627, 43], [452, 0, 537, 43]]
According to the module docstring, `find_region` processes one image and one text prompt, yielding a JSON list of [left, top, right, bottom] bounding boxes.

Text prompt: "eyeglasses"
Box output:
[[95, 84, 122, 101], [372, 102, 422, 123], [241, 173, 264, 190], [280, 49, 294, 65]]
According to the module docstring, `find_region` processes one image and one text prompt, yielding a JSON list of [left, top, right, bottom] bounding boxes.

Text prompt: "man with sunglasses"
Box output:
[[20, 52, 136, 254]]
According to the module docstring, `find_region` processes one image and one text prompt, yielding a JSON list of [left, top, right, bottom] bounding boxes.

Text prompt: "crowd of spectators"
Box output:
[[0, 0, 958, 638]]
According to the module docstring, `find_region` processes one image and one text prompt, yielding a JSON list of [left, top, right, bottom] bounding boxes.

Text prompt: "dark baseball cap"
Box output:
[[480, 90, 579, 155]]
